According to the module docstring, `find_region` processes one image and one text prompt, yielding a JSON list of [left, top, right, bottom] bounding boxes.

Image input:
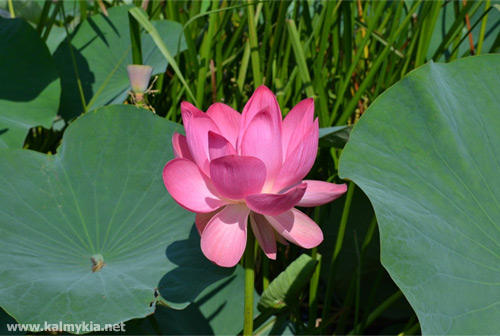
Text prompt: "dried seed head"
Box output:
[[127, 64, 153, 93]]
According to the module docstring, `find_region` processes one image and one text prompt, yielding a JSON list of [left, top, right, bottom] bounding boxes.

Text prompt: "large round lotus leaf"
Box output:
[[0, 105, 196, 331], [53, 5, 186, 120], [124, 265, 255, 335], [0, 17, 60, 148], [339, 55, 500, 334]]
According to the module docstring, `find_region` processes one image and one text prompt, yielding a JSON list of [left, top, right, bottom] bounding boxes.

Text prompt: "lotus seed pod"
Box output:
[[127, 64, 153, 93]]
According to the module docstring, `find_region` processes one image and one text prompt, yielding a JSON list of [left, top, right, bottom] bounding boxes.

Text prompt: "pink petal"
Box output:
[[181, 101, 205, 123], [245, 183, 307, 216], [240, 85, 282, 134], [195, 208, 221, 235], [265, 208, 323, 249], [172, 133, 193, 161], [273, 118, 319, 192], [206, 103, 241, 147], [163, 158, 224, 213], [282, 98, 314, 156], [250, 213, 277, 259], [200, 204, 249, 267], [181, 101, 220, 175], [296, 180, 347, 207], [210, 155, 266, 200], [208, 131, 236, 161], [239, 111, 282, 188]]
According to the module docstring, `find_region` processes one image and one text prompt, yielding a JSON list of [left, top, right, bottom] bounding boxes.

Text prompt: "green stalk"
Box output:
[[348, 291, 403, 334], [312, 0, 339, 127], [223, 11, 247, 61], [308, 207, 321, 328], [243, 230, 255, 336], [431, 0, 476, 60], [41, 0, 62, 41], [195, 0, 218, 108], [335, 0, 421, 125], [342, 2, 353, 67], [7, 0, 14, 17], [79, 0, 88, 22], [404, 322, 421, 335], [237, 42, 251, 92], [352, 216, 377, 334], [215, 29, 223, 101], [321, 182, 355, 322], [451, 5, 492, 57], [262, 255, 269, 290], [287, 20, 315, 98], [36, 0, 52, 35], [260, 2, 272, 80], [61, 3, 87, 112], [129, 12, 143, 65], [264, 0, 288, 85], [477, 0, 491, 54], [247, 0, 263, 88], [329, 1, 387, 125], [400, 16, 422, 78], [415, 1, 442, 67]]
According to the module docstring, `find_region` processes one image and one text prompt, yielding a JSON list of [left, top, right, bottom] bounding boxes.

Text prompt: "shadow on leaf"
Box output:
[[158, 225, 235, 307]]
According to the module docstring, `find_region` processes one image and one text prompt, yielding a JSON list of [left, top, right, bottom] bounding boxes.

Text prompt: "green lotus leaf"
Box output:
[[339, 55, 500, 334], [0, 105, 199, 332], [0, 17, 60, 148]]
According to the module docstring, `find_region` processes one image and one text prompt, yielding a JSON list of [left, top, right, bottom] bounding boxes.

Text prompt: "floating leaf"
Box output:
[[0, 105, 198, 331], [340, 55, 500, 334], [0, 17, 60, 148], [258, 254, 317, 312], [53, 5, 186, 120]]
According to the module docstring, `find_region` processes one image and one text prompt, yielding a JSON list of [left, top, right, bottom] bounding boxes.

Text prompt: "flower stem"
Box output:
[[243, 230, 255, 336], [262, 256, 269, 290], [308, 207, 321, 328]]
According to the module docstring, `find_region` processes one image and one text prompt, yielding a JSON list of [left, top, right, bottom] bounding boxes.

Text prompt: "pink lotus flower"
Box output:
[[163, 86, 347, 267]]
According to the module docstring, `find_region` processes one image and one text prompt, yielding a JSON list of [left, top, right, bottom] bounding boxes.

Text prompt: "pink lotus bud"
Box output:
[[127, 64, 153, 93], [162, 86, 347, 267]]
